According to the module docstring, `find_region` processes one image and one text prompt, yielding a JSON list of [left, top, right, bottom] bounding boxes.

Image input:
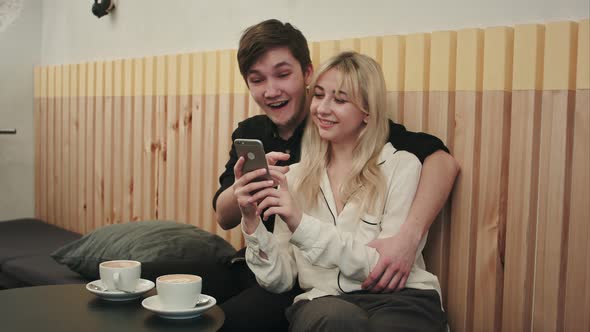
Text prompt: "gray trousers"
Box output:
[[285, 288, 446, 332]]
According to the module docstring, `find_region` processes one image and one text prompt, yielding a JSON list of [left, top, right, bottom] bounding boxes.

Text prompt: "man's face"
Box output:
[[245, 47, 312, 137]]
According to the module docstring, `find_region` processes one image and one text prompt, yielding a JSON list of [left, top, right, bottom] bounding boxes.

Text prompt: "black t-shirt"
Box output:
[[213, 115, 449, 231]]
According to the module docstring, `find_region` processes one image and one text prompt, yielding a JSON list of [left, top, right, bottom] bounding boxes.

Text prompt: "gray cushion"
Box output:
[[51, 221, 236, 280], [2, 255, 87, 286]]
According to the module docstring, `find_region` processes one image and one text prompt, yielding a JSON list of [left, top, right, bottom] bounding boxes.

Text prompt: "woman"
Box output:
[[235, 51, 446, 331]]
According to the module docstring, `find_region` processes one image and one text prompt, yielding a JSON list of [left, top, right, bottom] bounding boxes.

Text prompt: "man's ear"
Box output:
[[304, 64, 314, 86]]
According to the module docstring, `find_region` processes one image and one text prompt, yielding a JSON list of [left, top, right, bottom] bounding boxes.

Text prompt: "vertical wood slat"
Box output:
[[447, 28, 484, 332], [94, 61, 104, 230], [111, 60, 123, 224], [77, 63, 88, 233], [164, 55, 179, 221], [381, 35, 405, 122], [473, 26, 514, 332], [217, 49, 235, 243], [132, 58, 144, 221], [47, 66, 55, 228], [64, 64, 74, 232], [104, 61, 114, 225], [86, 62, 96, 231], [564, 18, 590, 332], [404, 33, 430, 132], [534, 21, 578, 332], [55, 66, 63, 229], [155, 56, 167, 220], [189, 52, 206, 229], [122, 59, 134, 223], [203, 51, 219, 234], [142, 56, 157, 220], [503, 23, 545, 332], [33, 67, 40, 218], [177, 53, 192, 225], [423, 30, 457, 308]]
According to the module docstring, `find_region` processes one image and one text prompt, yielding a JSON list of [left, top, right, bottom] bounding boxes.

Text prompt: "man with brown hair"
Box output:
[[214, 19, 458, 331]]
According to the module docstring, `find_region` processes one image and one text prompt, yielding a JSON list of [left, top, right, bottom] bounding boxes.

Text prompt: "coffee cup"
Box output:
[[99, 260, 141, 292], [156, 274, 202, 309]]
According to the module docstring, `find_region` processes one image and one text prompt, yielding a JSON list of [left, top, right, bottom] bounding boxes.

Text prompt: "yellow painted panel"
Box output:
[[179, 53, 191, 95], [543, 21, 577, 90], [156, 55, 167, 96], [360, 36, 381, 63], [381, 35, 405, 91], [430, 31, 457, 91], [577, 19, 589, 89], [191, 52, 205, 95], [512, 24, 545, 91], [113, 60, 123, 97], [219, 49, 234, 95], [319, 40, 338, 65], [95, 62, 104, 97], [405, 33, 430, 91], [167, 55, 179, 95], [205, 51, 218, 95], [133, 58, 143, 96], [104, 61, 114, 96], [78, 63, 87, 97], [62, 65, 70, 97], [55, 66, 63, 98], [87, 62, 96, 97], [456, 28, 484, 91], [40, 67, 47, 98], [144, 57, 155, 96], [124, 59, 133, 96], [232, 49, 248, 94], [483, 27, 514, 91], [309, 41, 320, 70], [339, 38, 360, 52], [48, 66, 55, 98], [34, 67, 40, 98], [70, 65, 78, 97]]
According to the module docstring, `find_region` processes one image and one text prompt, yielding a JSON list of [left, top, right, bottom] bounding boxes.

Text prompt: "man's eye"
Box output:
[[278, 72, 291, 78], [248, 77, 263, 84]]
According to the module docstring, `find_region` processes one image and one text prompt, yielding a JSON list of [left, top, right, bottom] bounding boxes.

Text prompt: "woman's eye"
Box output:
[[313, 93, 325, 98], [334, 98, 347, 104]]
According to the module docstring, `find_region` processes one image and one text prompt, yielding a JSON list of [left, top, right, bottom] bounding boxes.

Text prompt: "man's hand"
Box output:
[[233, 157, 275, 233], [362, 230, 421, 293]]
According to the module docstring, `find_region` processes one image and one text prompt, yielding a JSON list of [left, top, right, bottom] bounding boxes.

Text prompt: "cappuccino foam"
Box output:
[[159, 274, 201, 283], [101, 261, 138, 268]]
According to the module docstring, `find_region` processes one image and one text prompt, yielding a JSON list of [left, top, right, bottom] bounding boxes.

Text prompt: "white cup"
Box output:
[[156, 274, 202, 310], [99, 260, 141, 292]]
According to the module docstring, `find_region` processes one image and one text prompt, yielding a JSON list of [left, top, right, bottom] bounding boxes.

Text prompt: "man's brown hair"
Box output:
[[237, 19, 311, 83]]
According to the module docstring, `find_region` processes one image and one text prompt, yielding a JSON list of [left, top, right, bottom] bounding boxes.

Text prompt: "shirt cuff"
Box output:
[[242, 218, 272, 254]]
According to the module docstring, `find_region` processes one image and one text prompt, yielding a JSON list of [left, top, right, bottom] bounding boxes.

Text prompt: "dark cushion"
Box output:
[[51, 220, 237, 281], [0, 218, 82, 265], [2, 255, 87, 286]]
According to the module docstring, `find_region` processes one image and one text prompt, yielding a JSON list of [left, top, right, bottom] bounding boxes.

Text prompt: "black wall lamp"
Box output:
[[92, 0, 115, 18]]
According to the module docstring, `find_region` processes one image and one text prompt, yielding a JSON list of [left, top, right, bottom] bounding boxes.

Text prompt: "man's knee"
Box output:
[[287, 297, 368, 332]]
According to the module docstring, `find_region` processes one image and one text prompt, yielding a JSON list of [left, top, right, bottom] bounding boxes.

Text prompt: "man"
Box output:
[[213, 19, 459, 331]]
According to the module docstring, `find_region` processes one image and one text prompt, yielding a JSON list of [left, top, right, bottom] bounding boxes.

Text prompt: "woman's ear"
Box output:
[[363, 114, 369, 124]]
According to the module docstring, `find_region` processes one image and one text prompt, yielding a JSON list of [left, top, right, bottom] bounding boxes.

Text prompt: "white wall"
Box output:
[[0, 0, 42, 220], [41, 0, 590, 65]]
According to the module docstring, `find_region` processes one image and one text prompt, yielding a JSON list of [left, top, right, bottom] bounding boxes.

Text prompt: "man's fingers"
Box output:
[[362, 261, 385, 289], [256, 196, 281, 214], [384, 272, 403, 293], [395, 274, 408, 292], [266, 152, 290, 165], [370, 266, 396, 293]]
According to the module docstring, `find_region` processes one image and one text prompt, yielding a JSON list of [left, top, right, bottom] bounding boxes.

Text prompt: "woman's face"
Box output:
[[310, 68, 368, 146]]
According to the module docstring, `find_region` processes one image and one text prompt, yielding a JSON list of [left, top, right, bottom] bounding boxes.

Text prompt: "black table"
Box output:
[[0, 284, 224, 331]]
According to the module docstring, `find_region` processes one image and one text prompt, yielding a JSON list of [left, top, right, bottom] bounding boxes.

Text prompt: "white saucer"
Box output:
[[141, 294, 216, 320], [86, 279, 155, 301]]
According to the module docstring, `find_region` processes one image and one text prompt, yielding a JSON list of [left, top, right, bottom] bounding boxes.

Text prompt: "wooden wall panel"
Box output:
[[503, 23, 544, 332], [534, 21, 577, 332], [33, 19, 590, 332]]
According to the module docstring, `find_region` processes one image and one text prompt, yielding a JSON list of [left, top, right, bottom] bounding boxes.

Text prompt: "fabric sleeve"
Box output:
[[388, 120, 449, 163], [243, 216, 298, 293], [290, 152, 422, 282]]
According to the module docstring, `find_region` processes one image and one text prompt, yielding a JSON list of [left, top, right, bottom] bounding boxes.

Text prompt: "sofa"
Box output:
[[0, 218, 240, 303]]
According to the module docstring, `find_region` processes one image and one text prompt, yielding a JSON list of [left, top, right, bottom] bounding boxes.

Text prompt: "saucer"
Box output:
[[141, 294, 216, 320], [86, 279, 155, 301]]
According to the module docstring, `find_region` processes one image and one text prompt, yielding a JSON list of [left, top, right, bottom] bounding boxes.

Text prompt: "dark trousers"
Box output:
[[285, 289, 447, 332], [216, 249, 303, 332]]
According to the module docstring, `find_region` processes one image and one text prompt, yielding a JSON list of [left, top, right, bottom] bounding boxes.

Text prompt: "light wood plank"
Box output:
[[62, 64, 71, 231], [86, 62, 96, 231], [203, 51, 219, 233], [381, 35, 405, 122], [404, 33, 430, 131], [155, 55, 167, 220], [121, 59, 133, 223], [104, 61, 114, 225], [502, 23, 544, 332], [359, 37, 381, 63], [189, 52, 205, 228], [165, 55, 180, 221], [177, 53, 192, 224], [77, 63, 88, 233], [142, 56, 157, 220], [47, 66, 56, 227], [132, 58, 144, 221], [94, 61, 105, 230]]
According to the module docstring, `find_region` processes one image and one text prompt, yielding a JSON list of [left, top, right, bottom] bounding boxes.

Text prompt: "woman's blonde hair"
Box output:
[[293, 51, 390, 215]]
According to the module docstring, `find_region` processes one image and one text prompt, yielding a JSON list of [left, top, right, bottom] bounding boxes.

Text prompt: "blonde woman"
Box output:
[[235, 52, 447, 331]]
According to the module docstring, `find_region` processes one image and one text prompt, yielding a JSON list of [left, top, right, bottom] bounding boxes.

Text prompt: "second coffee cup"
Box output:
[[99, 260, 141, 292], [156, 274, 202, 310]]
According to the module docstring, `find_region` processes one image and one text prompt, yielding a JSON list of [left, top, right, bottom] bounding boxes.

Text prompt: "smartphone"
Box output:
[[234, 139, 271, 181]]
